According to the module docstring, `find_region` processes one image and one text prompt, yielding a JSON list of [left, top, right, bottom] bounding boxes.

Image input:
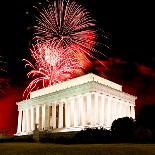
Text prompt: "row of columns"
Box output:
[[17, 105, 50, 134], [17, 93, 135, 134]]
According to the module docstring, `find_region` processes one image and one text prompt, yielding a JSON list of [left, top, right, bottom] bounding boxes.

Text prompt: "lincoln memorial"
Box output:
[[16, 73, 137, 135]]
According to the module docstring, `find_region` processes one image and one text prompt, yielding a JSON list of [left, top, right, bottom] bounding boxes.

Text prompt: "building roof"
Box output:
[[30, 73, 122, 99]]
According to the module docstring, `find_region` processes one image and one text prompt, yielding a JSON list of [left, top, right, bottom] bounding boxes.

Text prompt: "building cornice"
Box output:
[[17, 81, 136, 110], [30, 73, 122, 98]]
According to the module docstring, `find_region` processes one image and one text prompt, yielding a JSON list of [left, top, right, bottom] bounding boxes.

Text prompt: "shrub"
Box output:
[[73, 127, 112, 144], [111, 117, 135, 142]]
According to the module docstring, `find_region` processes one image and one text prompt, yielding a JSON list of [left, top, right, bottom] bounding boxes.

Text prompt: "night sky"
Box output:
[[0, 0, 155, 134]]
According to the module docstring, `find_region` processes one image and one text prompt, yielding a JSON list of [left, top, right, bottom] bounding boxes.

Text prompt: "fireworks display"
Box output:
[[23, 0, 104, 98]]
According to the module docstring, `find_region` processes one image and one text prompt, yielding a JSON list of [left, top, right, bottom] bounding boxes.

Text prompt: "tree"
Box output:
[[111, 117, 135, 142]]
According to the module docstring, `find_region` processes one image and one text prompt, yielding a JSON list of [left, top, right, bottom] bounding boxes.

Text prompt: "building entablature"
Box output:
[[17, 81, 136, 110]]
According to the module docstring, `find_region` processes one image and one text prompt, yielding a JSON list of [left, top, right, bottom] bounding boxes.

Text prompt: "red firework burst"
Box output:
[[33, 0, 96, 51], [23, 43, 84, 98], [23, 0, 103, 98]]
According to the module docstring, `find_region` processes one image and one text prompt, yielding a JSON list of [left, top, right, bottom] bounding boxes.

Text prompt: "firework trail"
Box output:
[[24, 0, 107, 98]]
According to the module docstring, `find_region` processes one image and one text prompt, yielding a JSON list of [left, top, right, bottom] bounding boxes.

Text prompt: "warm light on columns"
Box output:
[[107, 95, 112, 128], [86, 93, 92, 125], [25, 108, 31, 132], [115, 99, 120, 120], [74, 97, 79, 127], [111, 97, 115, 123], [131, 105, 135, 119], [112, 98, 117, 121], [65, 100, 70, 128], [93, 93, 99, 125], [49, 106, 52, 128], [52, 102, 56, 129], [77, 96, 81, 126], [119, 100, 123, 118], [122, 101, 126, 117], [79, 95, 85, 126], [58, 102, 63, 128], [100, 94, 105, 126], [17, 110, 22, 133], [45, 105, 50, 130], [42, 104, 46, 130], [72, 96, 78, 127], [125, 103, 129, 117], [127, 104, 131, 117], [103, 96, 108, 126], [30, 107, 34, 131], [36, 106, 40, 129], [117, 99, 121, 119], [22, 110, 26, 133], [70, 98, 75, 127]]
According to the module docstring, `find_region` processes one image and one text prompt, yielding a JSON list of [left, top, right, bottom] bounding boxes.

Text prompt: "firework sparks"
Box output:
[[23, 43, 83, 98], [23, 0, 106, 98], [33, 0, 96, 50]]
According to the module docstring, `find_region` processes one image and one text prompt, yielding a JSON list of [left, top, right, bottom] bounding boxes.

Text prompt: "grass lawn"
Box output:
[[0, 143, 155, 155]]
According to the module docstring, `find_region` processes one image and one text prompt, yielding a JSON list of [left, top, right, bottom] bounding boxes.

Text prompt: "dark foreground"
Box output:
[[0, 143, 155, 155]]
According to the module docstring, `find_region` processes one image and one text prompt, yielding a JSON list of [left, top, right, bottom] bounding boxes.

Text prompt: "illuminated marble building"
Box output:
[[16, 73, 136, 135]]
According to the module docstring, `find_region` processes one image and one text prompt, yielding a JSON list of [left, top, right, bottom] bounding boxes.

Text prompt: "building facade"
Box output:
[[16, 73, 136, 135]]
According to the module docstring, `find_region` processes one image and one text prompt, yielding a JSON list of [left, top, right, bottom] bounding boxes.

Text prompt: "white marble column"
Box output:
[[65, 100, 71, 128], [103, 96, 108, 126], [36, 106, 40, 129], [129, 105, 132, 117], [123, 101, 126, 117], [77, 96, 81, 126], [86, 93, 92, 125], [42, 104, 46, 130], [125, 103, 129, 117], [131, 105, 135, 119], [25, 108, 31, 133], [127, 104, 131, 117], [17, 109, 22, 134], [45, 105, 50, 130], [49, 106, 52, 128], [94, 93, 99, 125], [91, 93, 95, 126], [107, 95, 112, 128], [119, 100, 123, 118], [52, 103, 56, 129], [79, 95, 86, 126], [117, 100, 120, 118], [70, 98, 75, 127], [100, 94, 105, 126], [30, 107, 35, 131], [58, 102, 63, 128], [122, 101, 126, 117], [22, 110, 26, 133], [110, 97, 115, 125], [34, 107, 36, 129], [42, 104, 50, 130], [117, 99, 121, 118], [74, 97, 79, 127], [112, 97, 117, 121]]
